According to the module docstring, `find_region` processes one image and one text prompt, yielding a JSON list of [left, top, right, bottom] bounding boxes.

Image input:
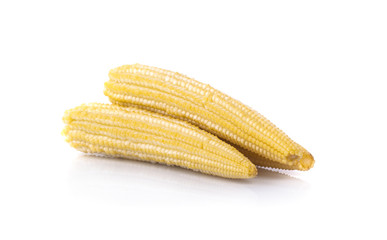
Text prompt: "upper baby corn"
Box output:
[[63, 103, 257, 179], [105, 64, 314, 170]]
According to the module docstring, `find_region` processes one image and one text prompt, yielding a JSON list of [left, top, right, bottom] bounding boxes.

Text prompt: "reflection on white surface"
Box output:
[[68, 154, 311, 205]]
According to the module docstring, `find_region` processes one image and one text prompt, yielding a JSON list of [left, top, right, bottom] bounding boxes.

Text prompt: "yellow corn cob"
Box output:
[[62, 103, 257, 179], [104, 64, 314, 170]]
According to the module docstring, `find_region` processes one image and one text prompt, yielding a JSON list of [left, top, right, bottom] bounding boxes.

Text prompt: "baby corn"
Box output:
[[63, 103, 257, 179], [105, 64, 314, 170]]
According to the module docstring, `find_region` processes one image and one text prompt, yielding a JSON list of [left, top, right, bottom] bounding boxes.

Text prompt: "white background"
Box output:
[[1, 0, 386, 239]]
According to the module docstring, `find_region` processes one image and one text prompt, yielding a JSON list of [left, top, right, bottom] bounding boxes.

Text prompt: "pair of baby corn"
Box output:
[[63, 64, 314, 179]]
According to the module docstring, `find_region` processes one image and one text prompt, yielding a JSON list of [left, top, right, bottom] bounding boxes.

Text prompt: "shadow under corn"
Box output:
[[68, 154, 310, 206]]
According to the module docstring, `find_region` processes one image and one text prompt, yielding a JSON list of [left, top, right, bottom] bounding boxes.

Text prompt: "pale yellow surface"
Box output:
[[63, 103, 257, 179], [105, 64, 314, 170]]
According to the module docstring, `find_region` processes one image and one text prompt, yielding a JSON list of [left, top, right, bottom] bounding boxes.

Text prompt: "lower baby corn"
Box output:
[[104, 64, 314, 170], [62, 103, 257, 179]]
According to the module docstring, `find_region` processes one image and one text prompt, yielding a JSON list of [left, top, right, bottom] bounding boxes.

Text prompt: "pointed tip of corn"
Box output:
[[298, 151, 314, 171], [235, 154, 258, 179], [236, 159, 258, 179], [247, 164, 258, 178]]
